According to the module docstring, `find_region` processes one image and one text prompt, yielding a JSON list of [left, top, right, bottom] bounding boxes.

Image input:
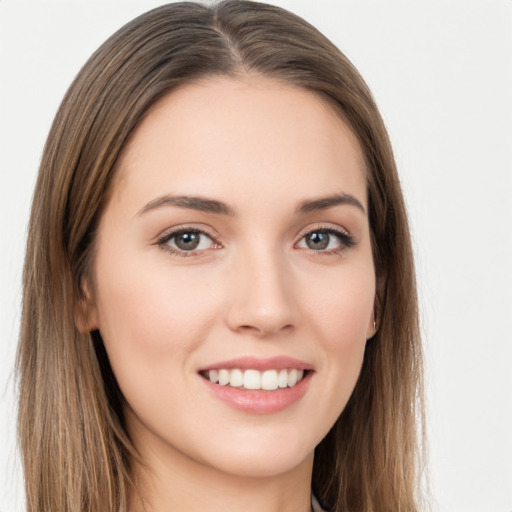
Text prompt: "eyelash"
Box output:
[[155, 225, 355, 258]]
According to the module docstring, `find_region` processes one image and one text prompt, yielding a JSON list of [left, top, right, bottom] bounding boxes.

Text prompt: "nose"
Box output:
[[225, 247, 298, 337]]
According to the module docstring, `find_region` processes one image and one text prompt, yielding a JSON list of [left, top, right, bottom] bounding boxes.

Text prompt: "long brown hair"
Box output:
[[17, 1, 426, 510]]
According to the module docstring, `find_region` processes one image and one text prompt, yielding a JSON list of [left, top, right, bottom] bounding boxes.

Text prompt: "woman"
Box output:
[[17, 1, 425, 511]]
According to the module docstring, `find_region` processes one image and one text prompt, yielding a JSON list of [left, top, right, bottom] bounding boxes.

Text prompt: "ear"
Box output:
[[366, 312, 377, 340], [366, 275, 384, 340], [75, 278, 99, 333]]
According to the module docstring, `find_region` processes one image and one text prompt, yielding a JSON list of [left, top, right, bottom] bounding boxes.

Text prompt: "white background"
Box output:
[[1, 1, 511, 511]]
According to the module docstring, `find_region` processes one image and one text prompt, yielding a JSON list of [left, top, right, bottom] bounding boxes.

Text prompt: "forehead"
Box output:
[[112, 75, 367, 208]]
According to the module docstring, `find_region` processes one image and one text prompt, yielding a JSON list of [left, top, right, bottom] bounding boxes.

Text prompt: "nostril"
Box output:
[[237, 323, 294, 336]]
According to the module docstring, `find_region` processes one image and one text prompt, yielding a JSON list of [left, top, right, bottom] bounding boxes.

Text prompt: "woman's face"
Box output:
[[86, 76, 376, 479]]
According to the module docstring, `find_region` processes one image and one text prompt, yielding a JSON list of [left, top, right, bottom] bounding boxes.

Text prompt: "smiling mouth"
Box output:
[[200, 368, 308, 391]]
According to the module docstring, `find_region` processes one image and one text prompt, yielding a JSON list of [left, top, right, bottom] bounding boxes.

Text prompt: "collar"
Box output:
[[311, 493, 326, 512]]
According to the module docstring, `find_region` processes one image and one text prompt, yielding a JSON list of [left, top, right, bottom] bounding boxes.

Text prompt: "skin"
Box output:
[[84, 75, 376, 512]]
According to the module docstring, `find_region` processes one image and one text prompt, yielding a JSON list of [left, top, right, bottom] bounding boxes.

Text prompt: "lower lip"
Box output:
[[200, 372, 312, 414]]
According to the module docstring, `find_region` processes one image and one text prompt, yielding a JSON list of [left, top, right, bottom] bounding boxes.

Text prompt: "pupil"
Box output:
[[176, 232, 200, 250], [307, 232, 329, 250]]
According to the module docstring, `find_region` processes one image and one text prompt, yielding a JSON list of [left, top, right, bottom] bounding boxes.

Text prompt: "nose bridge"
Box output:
[[226, 240, 297, 336]]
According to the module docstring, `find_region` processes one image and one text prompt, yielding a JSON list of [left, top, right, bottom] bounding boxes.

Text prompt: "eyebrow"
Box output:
[[137, 192, 366, 217], [295, 193, 366, 215], [137, 194, 237, 217]]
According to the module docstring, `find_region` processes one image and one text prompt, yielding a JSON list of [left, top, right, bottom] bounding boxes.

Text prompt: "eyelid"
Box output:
[[155, 223, 219, 241], [296, 222, 351, 238], [155, 225, 222, 257], [154, 222, 355, 258], [294, 223, 356, 253]]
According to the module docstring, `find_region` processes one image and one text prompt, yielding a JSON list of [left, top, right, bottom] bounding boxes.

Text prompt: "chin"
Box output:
[[189, 425, 318, 478], [205, 445, 314, 479]]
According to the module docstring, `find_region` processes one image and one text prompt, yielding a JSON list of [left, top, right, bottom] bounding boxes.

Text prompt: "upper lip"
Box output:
[[198, 356, 314, 372]]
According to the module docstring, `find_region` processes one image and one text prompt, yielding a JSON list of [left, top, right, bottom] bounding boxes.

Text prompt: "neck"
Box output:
[[127, 433, 314, 512]]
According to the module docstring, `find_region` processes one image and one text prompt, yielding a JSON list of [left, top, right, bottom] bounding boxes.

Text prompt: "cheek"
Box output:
[[299, 264, 374, 423], [97, 252, 215, 335], [92, 253, 221, 394], [303, 261, 375, 348]]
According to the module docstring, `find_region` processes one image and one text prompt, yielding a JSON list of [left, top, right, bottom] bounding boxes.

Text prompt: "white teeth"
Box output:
[[218, 369, 229, 386], [261, 370, 278, 390], [205, 368, 306, 390], [288, 369, 298, 387], [278, 369, 288, 388], [230, 369, 243, 387], [243, 369, 261, 389]]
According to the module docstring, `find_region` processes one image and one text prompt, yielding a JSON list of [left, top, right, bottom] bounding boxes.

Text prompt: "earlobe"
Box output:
[[74, 278, 99, 333], [366, 314, 377, 340], [367, 276, 384, 340]]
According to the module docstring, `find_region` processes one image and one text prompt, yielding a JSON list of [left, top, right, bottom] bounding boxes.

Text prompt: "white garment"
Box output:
[[311, 494, 326, 512]]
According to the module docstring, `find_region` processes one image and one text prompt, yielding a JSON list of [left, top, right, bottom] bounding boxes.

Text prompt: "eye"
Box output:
[[157, 228, 220, 256], [296, 227, 355, 253]]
